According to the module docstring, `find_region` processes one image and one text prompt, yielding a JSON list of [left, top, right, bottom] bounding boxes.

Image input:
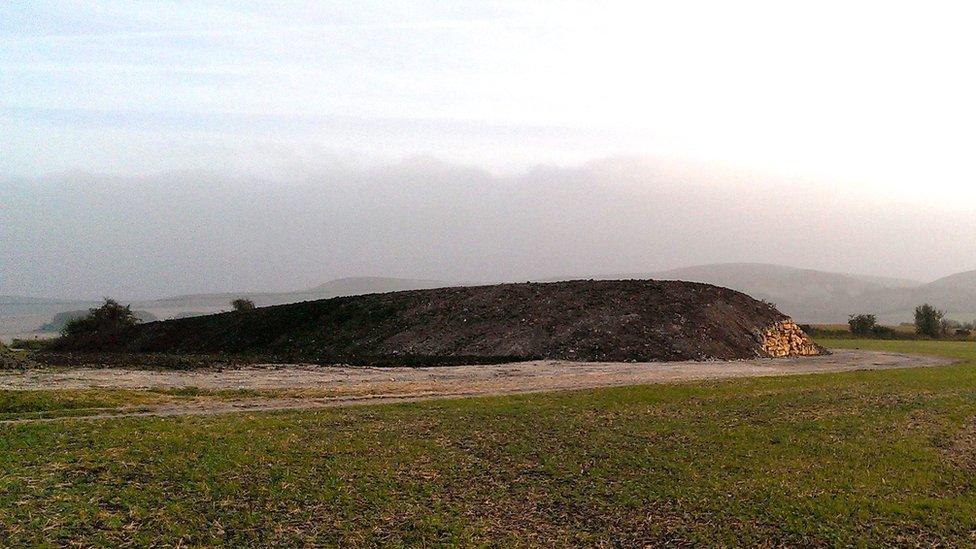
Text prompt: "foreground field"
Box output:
[[2, 340, 976, 545]]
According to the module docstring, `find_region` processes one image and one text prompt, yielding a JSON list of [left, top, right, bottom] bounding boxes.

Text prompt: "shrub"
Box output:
[[232, 298, 256, 312], [848, 314, 877, 336], [941, 318, 961, 337], [62, 298, 138, 337], [10, 338, 49, 350], [914, 304, 945, 338], [869, 325, 897, 339]]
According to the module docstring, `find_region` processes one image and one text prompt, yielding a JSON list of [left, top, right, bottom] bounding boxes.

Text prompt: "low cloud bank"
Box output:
[[2, 156, 973, 299]]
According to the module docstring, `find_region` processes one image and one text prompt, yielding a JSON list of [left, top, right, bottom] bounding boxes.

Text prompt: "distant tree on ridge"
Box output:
[[231, 298, 256, 312]]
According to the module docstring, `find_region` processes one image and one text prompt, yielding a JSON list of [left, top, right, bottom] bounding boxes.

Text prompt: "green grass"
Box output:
[[0, 389, 160, 420], [1, 340, 976, 545], [823, 337, 976, 360], [0, 387, 288, 421]]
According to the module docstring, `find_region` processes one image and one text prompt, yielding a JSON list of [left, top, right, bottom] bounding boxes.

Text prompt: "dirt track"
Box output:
[[0, 350, 955, 422]]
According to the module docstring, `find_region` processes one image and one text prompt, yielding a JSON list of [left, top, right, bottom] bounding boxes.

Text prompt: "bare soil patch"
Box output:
[[0, 350, 952, 422], [949, 417, 976, 470]]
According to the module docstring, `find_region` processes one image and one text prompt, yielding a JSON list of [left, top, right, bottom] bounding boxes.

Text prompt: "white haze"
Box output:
[[4, 1, 976, 205], [2, 156, 974, 300]]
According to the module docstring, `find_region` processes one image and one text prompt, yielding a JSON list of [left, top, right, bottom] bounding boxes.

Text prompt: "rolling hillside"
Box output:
[[541, 263, 976, 323], [9, 266, 976, 334], [140, 277, 452, 310], [641, 264, 976, 323], [0, 278, 453, 342], [648, 264, 922, 323]]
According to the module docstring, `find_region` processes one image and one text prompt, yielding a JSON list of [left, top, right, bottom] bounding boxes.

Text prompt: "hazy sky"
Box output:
[[2, 2, 976, 297]]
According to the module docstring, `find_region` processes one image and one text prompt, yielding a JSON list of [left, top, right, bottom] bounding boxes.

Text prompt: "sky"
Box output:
[[2, 1, 976, 298]]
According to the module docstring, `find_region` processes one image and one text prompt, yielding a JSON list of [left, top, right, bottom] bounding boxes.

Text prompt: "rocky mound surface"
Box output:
[[49, 280, 823, 364]]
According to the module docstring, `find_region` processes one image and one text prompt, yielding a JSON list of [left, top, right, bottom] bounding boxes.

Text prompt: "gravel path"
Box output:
[[0, 350, 955, 422]]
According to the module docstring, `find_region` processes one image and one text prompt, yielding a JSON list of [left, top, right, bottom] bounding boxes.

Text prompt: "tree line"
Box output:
[[847, 304, 974, 339]]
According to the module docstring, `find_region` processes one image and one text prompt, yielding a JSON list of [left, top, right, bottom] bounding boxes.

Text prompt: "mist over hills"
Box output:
[[635, 264, 927, 324], [584, 263, 975, 324], [5, 157, 976, 330], [5, 157, 976, 302], [6, 265, 976, 341], [546, 263, 976, 324], [927, 270, 976, 290], [139, 277, 452, 310]]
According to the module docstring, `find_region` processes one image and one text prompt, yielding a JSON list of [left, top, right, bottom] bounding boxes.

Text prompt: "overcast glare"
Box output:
[[3, 1, 976, 299]]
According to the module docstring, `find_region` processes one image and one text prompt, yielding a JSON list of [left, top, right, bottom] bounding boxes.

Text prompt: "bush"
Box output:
[[62, 298, 138, 337], [10, 338, 49, 351], [0, 352, 28, 369], [941, 318, 961, 337], [1, 340, 38, 369], [232, 299, 256, 312], [869, 325, 898, 339], [848, 314, 877, 336], [914, 304, 945, 338]]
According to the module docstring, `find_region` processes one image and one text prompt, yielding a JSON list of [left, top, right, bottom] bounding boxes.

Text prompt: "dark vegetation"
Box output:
[[0, 342, 34, 369], [807, 304, 976, 341], [9, 338, 50, 351], [39, 308, 157, 333], [231, 298, 255, 311], [915, 303, 946, 338], [847, 313, 877, 336], [61, 299, 139, 338], [47, 280, 798, 365]]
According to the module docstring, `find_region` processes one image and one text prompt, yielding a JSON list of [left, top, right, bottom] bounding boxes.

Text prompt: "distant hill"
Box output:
[[140, 277, 453, 310], [870, 270, 976, 324], [539, 263, 976, 323], [305, 276, 451, 296], [1, 277, 454, 315], [0, 297, 98, 319], [552, 263, 976, 324], [646, 264, 923, 323], [1, 277, 456, 337], [926, 270, 976, 290], [8, 268, 976, 330]]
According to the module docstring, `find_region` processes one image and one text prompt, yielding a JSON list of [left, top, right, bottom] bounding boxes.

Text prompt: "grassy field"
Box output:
[[2, 340, 976, 545]]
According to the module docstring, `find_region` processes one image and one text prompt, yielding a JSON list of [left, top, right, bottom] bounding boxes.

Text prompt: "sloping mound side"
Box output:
[[48, 280, 823, 364]]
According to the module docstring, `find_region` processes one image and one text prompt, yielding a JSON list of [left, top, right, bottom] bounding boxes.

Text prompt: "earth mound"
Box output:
[[49, 280, 823, 364]]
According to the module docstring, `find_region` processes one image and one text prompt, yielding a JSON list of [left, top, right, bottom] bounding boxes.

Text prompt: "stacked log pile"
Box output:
[[760, 320, 823, 357]]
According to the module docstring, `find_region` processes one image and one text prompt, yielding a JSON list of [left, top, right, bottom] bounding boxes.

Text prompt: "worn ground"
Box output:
[[0, 349, 951, 422]]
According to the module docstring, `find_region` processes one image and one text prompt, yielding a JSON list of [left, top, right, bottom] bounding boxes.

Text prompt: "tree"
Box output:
[[914, 304, 945, 338], [848, 314, 877, 336], [231, 298, 256, 312], [941, 317, 961, 338], [62, 298, 138, 337]]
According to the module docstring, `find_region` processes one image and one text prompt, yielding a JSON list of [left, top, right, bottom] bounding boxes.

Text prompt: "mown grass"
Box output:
[[1, 340, 976, 545]]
